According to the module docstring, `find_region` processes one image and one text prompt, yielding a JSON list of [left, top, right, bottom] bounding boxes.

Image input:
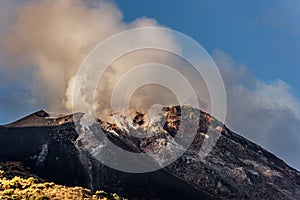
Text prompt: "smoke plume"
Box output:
[[1, 0, 124, 111], [0, 0, 211, 121]]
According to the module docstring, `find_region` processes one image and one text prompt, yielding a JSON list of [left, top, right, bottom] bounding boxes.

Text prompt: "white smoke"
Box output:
[[1, 0, 210, 120], [1, 0, 124, 111]]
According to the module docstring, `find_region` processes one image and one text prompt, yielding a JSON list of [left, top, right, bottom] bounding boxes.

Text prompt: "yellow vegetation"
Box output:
[[0, 170, 122, 200]]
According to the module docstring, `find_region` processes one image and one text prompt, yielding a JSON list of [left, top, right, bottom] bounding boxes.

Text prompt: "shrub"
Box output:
[[96, 190, 108, 197], [3, 188, 14, 195], [10, 177, 22, 189], [111, 193, 121, 200], [26, 177, 37, 185], [36, 195, 50, 200]]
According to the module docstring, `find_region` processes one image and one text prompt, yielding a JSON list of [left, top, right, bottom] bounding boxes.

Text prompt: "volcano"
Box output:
[[0, 106, 299, 200]]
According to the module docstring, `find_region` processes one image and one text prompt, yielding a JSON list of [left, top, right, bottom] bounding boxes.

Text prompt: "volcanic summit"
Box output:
[[0, 106, 299, 200]]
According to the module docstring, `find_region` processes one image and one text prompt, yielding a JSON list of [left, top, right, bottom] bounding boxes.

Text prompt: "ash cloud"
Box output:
[[0, 0, 124, 112], [0, 0, 187, 116], [0, 0, 209, 121]]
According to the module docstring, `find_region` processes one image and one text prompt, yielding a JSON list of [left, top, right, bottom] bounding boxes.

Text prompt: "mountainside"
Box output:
[[0, 107, 299, 200]]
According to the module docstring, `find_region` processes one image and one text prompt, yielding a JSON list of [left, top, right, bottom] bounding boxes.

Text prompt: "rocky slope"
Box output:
[[0, 107, 299, 199]]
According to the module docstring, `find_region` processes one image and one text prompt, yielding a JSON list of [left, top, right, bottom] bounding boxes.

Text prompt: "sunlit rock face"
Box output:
[[0, 107, 299, 200]]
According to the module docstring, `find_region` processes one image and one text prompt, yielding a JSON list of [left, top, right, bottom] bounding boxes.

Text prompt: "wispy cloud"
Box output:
[[214, 49, 300, 170]]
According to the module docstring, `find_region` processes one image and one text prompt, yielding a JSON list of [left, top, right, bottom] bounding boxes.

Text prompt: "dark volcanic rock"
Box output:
[[0, 107, 299, 200], [0, 110, 212, 200]]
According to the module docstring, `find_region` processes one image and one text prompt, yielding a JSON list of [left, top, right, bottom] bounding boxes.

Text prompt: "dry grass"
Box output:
[[0, 169, 122, 200]]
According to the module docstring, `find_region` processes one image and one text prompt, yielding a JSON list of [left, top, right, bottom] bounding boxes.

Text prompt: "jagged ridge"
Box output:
[[0, 106, 299, 200]]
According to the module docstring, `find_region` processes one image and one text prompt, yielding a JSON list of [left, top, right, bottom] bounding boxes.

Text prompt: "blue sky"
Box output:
[[116, 0, 300, 97]]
